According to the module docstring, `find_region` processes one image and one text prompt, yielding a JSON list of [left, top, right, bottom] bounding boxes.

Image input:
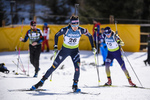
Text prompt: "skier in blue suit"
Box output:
[[99, 28, 113, 66], [103, 26, 136, 87], [30, 15, 96, 92]]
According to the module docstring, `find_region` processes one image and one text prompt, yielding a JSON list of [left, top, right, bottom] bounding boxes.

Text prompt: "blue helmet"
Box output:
[[104, 27, 111, 34], [44, 22, 48, 26]]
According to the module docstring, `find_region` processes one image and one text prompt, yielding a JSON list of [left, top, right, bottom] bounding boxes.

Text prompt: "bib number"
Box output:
[[107, 43, 112, 46], [68, 38, 77, 44]]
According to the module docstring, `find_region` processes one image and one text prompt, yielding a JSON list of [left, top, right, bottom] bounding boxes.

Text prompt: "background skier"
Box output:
[[20, 21, 44, 77], [104, 26, 136, 87], [144, 33, 150, 66], [41, 22, 50, 52], [99, 28, 113, 66]]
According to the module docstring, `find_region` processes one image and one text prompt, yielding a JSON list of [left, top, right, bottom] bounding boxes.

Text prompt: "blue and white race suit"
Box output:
[[44, 25, 94, 81]]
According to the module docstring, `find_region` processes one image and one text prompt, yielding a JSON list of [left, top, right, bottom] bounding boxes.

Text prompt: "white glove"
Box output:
[[92, 47, 97, 54], [54, 45, 58, 53], [119, 41, 124, 46]]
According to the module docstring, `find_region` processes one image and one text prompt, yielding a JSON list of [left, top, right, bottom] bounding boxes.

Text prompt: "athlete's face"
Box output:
[[93, 20, 97, 24], [101, 29, 105, 34], [31, 24, 36, 30], [71, 24, 79, 31], [106, 32, 112, 38]]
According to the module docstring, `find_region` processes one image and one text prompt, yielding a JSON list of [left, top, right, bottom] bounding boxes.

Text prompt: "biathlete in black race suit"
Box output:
[[20, 21, 44, 77], [30, 15, 97, 92]]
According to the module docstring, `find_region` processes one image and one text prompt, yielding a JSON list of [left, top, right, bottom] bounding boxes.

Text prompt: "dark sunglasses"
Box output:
[[105, 33, 111, 35]]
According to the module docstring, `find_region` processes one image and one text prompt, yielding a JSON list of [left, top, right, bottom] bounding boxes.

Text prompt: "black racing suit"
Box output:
[[22, 28, 44, 74]]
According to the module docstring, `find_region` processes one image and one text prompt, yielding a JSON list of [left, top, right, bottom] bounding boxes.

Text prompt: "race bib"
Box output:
[[64, 29, 81, 46]]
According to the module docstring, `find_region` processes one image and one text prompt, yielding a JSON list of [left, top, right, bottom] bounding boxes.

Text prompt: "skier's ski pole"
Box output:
[[115, 21, 118, 34], [17, 19, 25, 73], [12, 61, 24, 74], [50, 51, 57, 81], [121, 48, 143, 87], [95, 29, 99, 63], [94, 53, 97, 65], [27, 49, 30, 76], [15, 46, 19, 73], [75, 4, 79, 16], [95, 30, 100, 84], [94, 52, 101, 84], [115, 21, 142, 87], [15, 46, 26, 74], [18, 56, 26, 73], [20, 20, 25, 73]]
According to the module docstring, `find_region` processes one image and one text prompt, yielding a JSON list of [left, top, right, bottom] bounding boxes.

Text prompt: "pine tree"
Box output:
[[78, 0, 150, 24], [40, 0, 71, 24], [0, 0, 8, 26]]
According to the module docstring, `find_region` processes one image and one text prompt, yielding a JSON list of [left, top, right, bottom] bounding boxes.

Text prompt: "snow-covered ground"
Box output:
[[0, 50, 150, 100]]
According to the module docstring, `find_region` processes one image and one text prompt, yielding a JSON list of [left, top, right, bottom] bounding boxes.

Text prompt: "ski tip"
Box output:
[[98, 80, 101, 82], [15, 72, 18, 75], [50, 80, 52, 82]]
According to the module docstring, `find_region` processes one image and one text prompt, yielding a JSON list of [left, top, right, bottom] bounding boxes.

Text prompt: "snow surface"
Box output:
[[0, 50, 150, 100]]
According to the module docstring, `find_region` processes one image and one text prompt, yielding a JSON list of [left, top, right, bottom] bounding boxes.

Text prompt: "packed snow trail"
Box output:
[[0, 51, 150, 100]]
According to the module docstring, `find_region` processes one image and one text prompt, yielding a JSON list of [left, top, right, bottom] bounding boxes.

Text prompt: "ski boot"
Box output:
[[33, 73, 38, 77], [30, 76, 47, 90], [33, 68, 40, 77], [104, 77, 112, 86], [72, 80, 81, 92], [144, 60, 150, 66], [46, 48, 49, 52], [144, 60, 148, 66], [128, 78, 136, 87], [101, 62, 105, 66]]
